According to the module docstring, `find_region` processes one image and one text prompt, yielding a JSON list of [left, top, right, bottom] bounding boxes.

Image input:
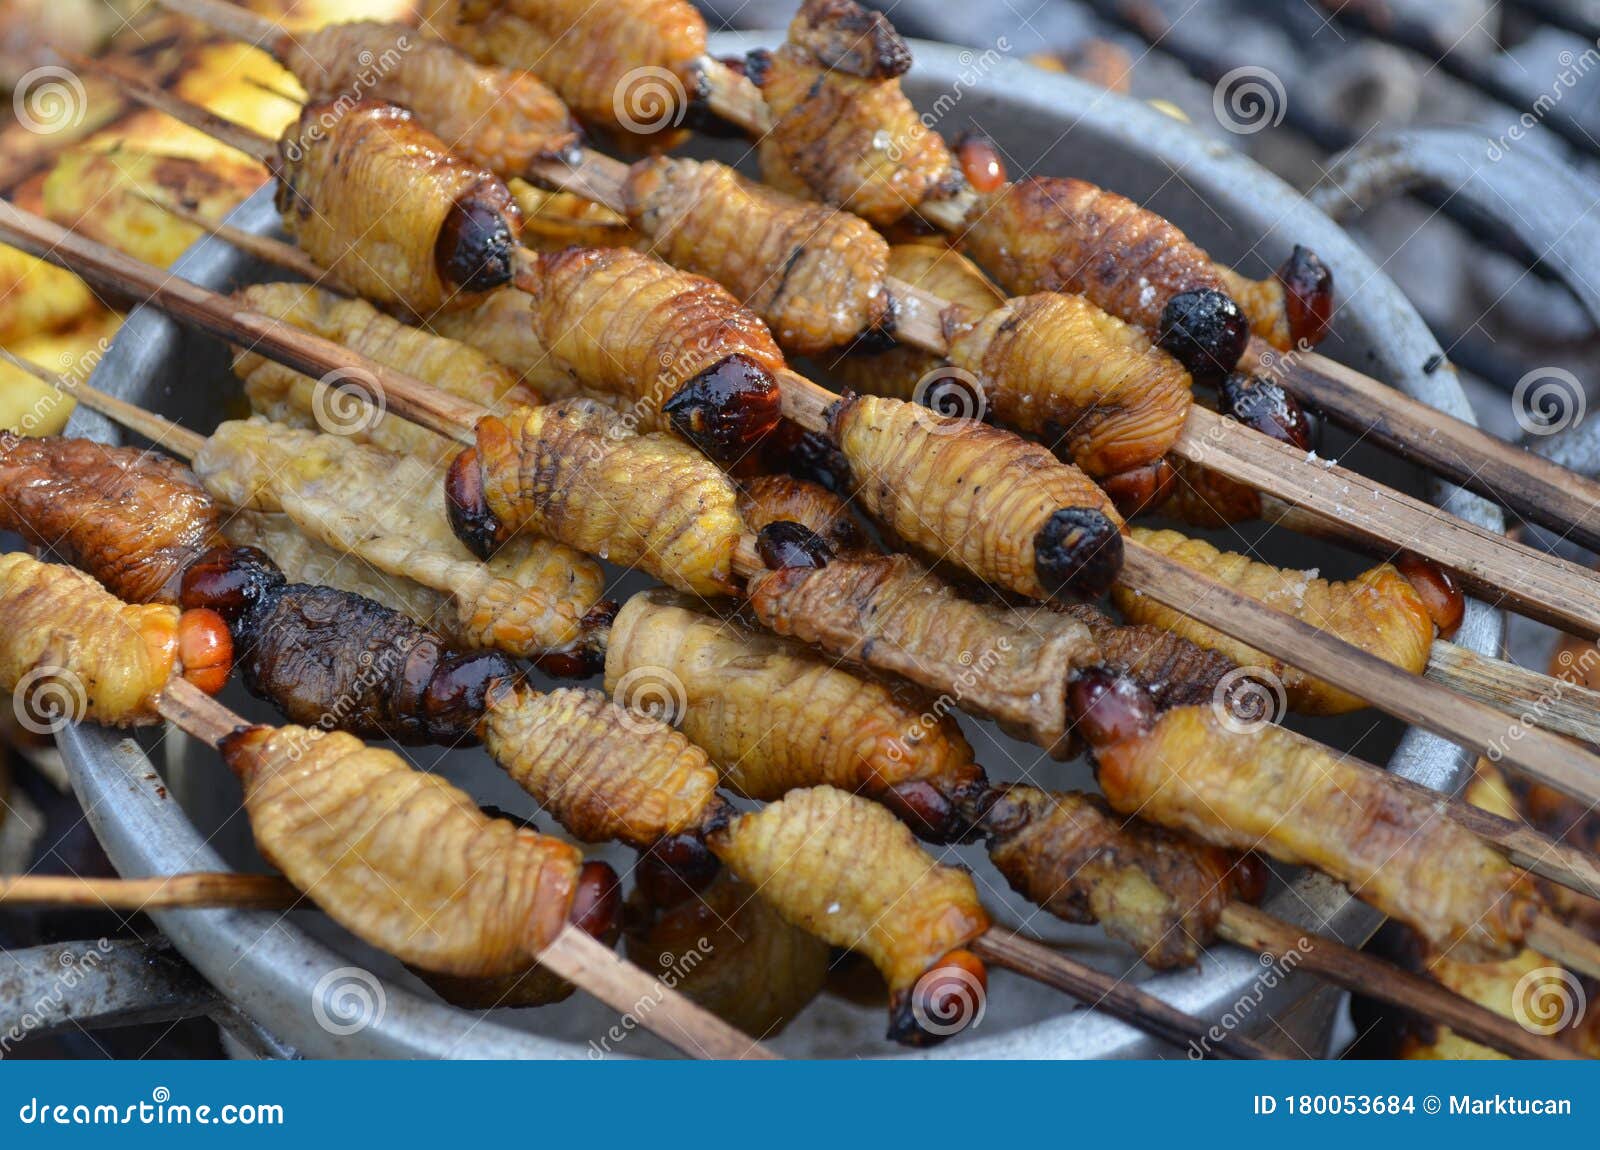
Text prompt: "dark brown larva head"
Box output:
[[887, 949, 988, 1047], [953, 132, 1008, 194], [1394, 552, 1465, 639], [1232, 853, 1272, 905], [568, 860, 623, 941], [419, 648, 521, 745], [1067, 667, 1157, 748], [436, 192, 518, 294], [1157, 288, 1250, 387], [756, 521, 834, 571], [1033, 508, 1123, 599], [444, 446, 508, 561], [1219, 372, 1314, 451], [1276, 245, 1334, 348], [179, 546, 286, 626], [762, 421, 856, 493], [635, 832, 723, 909], [1100, 458, 1178, 518], [662, 354, 784, 464]]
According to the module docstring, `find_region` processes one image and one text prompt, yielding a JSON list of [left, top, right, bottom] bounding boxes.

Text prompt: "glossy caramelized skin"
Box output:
[[945, 290, 1193, 476], [981, 785, 1259, 969], [283, 20, 581, 174], [481, 684, 724, 848], [275, 100, 523, 315], [621, 156, 891, 355], [605, 592, 984, 837], [1143, 455, 1262, 527], [423, 286, 590, 397], [464, 400, 745, 595], [752, 0, 960, 226], [423, 0, 706, 144], [1113, 527, 1435, 714], [221, 723, 583, 978], [1059, 602, 1235, 712], [736, 474, 873, 558], [829, 393, 1125, 599], [0, 433, 220, 604]]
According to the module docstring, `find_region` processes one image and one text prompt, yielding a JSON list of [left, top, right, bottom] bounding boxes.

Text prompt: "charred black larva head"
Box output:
[[1099, 458, 1177, 518], [849, 292, 900, 354], [1276, 244, 1334, 348], [1033, 508, 1123, 599], [743, 48, 775, 89], [1067, 667, 1157, 748], [762, 421, 856, 493], [569, 860, 623, 941], [444, 447, 508, 561], [756, 521, 834, 570], [419, 648, 520, 744], [887, 949, 988, 1047], [436, 195, 517, 294], [635, 832, 723, 909], [663, 353, 784, 464], [1218, 372, 1314, 451], [179, 545, 286, 626], [1157, 288, 1249, 387]]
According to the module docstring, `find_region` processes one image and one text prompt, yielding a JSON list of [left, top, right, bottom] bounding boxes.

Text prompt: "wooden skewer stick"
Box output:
[[0, 871, 300, 910], [154, 678, 777, 1061], [1527, 913, 1600, 983]]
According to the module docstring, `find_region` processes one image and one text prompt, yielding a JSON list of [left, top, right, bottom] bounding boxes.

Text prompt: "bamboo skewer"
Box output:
[[0, 871, 300, 910]]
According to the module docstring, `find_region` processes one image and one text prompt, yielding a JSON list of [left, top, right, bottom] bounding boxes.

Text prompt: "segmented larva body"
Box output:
[[0, 551, 180, 726], [232, 283, 535, 464], [830, 393, 1123, 600], [481, 685, 722, 848], [282, 21, 580, 175], [1216, 264, 1291, 348], [709, 786, 990, 1000], [474, 400, 744, 595], [1093, 705, 1536, 962], [1147, 455, 1262, 528], [1059, 603, 1236, 713], [423, 286, 591, 397], [1113, 527, 1434, 714], [223, 724, 582, 977], [423, 0, 706, 144], [524, 246, 786, 429], [735, 475, 874, 558], [983, 786, 1254, 970], [275, 100, 521, 315], [622, 157, 891, 355], [946, 291, 1193, 477], [0, 433, 220, 605], [605, 591, 982, 803]]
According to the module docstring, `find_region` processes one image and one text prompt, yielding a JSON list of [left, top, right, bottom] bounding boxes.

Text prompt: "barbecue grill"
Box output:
[[44, 32, 1507, 1058]]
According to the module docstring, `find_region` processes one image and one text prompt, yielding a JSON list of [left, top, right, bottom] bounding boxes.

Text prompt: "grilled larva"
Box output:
[[0, 433, 222, 604], [422, 0, 706, 145], [709, 785, 990, 1043], [194, 418, 607, 660], [221, 723, 584, 978], [1217, 249, 1334, 352], [605, 591, 985, 838], [278, 20, 581, 175], [275, 99, 523, 314], [736, 474, 873, 559], [1142, 454, 1262, 527], [620, 156, 891, 355], [455, 399, 745, 596], [751, 0, 961, 226], [232, 283, 537, 463], [945, 290, 1194, 477], [1058, 602, 1236, 712], [422, 285, 591, 397], [980, 785, 1259, 970], [1112, 527, 1434, 714], [829, 393, 1124, 599], [481, 684, 725, 848]]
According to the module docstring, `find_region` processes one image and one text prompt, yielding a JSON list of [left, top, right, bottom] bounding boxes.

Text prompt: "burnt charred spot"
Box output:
[[663, 354, 783, 463], [744, 48, 775, 89], [444, 447, 508, 561], [849, 291, 900, 354], [1276, 245, 1334, 348], [887, 949, 987, 1046], [756, 521, 834, 570], [1033, 507, 1123, 599], [179, 546, 286, 625], [1219, 372, 1314, 451], [436, 195, 517, 293], [797, 0, 912, 78], [1067, 668, 1156, 748], [762, 421, 856, 492], [681, 59, 753, 138], [1157, 288, 1249, 386]]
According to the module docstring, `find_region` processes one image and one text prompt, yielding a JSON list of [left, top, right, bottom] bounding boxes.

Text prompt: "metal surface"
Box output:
[[57, 34, 1504, 1060], [0, 939, 217, 1041]]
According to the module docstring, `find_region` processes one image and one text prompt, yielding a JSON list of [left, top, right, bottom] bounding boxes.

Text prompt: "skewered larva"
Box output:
[[481, 683, 726, 848], [944, 290, 1194, 478], [1072, 673, 1537, 963], [220, 722, 587, 978], [708, 785, 990, 1044], [232, 283, 538, 463], [422, 285, 592, 397], [0, 551, 226, 725], [1215, 247, 1335, 351], [979, 785, 1261, 970], [1057, 602, 1235, 712], [1140, 454, 1262, 526], [605, 591, 985, 839], [959, 176, 1249, 384], [829, 393, 1124, 599], [1112, 527, 1436, 714], [750, 0, 961, 226], [0, 432, 221, 604], [279, 20, 581, 174], [451, 399, 745, 596], [736, 474, 874, 559], [274, 100, 523, 314], [421, 0, 706, 146], [521, 246, 785, 455], [195, 418, 608, 661], [620, 156, 891, 355]]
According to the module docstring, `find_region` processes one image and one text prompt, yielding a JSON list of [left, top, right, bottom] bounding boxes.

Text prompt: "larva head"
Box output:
[[179, 546, 285, 626], [1033, 508, 1123, 599], [1067, 667, 1157, 749], [662, 354, 784, 464], [635, 831, 724, 909], [755, 521, 834, 570], [1157, 288, 1249, 387], [1100, 458, 1178, 518], [887, 949, 988, 1046], [444, 446, 509, 561], [1276, 245, 1334, 348], [417, 647, 521, 745], [568, 860, 623, 942], [436, 178, 521, 294], [1394, 552, 1465, 640], [1219, 372, 1314, 451]]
